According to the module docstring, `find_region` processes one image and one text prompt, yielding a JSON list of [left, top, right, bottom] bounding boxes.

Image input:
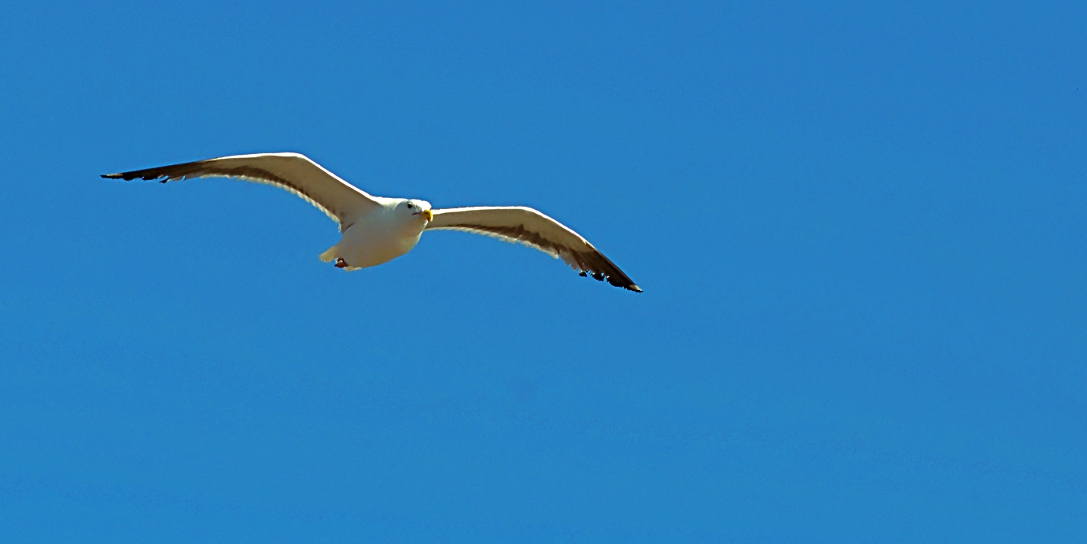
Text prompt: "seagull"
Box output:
[[102, 152, 641, 292]]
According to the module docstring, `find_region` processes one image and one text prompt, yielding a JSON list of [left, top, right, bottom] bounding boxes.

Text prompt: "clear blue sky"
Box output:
[[2, 1, 1085, 541]]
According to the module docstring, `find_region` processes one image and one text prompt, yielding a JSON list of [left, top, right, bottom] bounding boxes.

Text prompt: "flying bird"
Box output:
[[102, 152, 641, 292]]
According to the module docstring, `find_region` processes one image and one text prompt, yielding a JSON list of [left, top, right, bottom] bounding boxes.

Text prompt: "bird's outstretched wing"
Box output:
[[426, 206, 641, 292], [102, 152, 379, 231]]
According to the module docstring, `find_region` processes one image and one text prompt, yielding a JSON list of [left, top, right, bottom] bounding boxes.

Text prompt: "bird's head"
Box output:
[[402, 199, 433, 222]]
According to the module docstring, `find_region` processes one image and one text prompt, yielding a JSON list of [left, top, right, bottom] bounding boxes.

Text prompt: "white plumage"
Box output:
[[103, 152, 641, 292]]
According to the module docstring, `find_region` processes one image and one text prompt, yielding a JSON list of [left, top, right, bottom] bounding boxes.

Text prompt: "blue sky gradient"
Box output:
[[2, 1, 1086, 541]]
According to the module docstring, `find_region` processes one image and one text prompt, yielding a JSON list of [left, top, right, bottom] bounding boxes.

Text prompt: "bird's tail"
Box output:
[[318, 244, 338, 263]]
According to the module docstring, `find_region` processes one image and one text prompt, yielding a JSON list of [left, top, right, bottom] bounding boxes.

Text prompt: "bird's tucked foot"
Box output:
[[335, 258, 349, 269]]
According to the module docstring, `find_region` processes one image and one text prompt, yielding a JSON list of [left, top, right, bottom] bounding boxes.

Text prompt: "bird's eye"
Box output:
[[406, 202, 413, 209]]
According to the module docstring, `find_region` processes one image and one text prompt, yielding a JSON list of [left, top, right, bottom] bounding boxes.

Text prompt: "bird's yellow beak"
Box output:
[[423, 209, 433, 221]]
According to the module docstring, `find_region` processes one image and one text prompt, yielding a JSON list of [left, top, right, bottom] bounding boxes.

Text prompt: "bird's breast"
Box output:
[[338, 215, 424, 268]]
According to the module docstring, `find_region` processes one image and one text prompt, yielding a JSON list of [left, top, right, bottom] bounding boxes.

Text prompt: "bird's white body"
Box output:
[[320, 198, 429, 270], [103, 152, 641, 291]]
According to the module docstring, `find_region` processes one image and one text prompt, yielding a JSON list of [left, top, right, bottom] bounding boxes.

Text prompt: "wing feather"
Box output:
[[426, 206, 641, 292], [102, 152, 379, 230]]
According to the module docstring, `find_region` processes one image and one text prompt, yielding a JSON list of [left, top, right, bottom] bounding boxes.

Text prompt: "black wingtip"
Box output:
[[101, 173, 118, 179], [580, 269, 641, 292]]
